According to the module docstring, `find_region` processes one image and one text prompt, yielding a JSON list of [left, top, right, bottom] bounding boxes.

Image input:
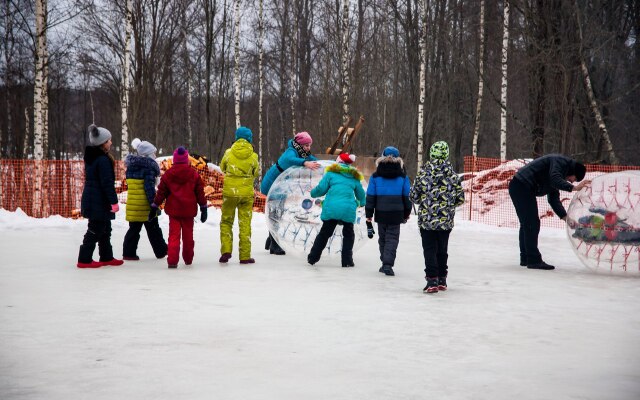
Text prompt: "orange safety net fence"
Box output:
[[0, 159, 266, 219], [461, 156, 640, 229]]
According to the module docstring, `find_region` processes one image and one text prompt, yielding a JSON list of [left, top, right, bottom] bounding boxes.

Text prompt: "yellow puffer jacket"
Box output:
[[220, 139, 260, 197], [125, 155, 160, 222]]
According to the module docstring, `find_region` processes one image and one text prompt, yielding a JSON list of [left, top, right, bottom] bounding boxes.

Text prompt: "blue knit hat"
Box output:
[[382, 146, 400, 157], [235, 126, 253, 143]]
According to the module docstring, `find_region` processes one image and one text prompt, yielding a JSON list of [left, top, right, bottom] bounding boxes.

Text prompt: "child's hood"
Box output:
[[374, 156, 405, 178], [229, 139, 255, 160], [164, 163, 197, 184], [125, 154, 160, 175], [325, 163, 364, 181]]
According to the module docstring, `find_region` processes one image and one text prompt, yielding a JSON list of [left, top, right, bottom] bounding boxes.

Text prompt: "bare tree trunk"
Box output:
[[340, 0, 350, 123], [471, 0, 485, 158], [290, 1, 299, 135], [120, 0, 133, 158], [574, 0, 618, 164], [180, 0, 192, 146], [416, 0, 427, 167], [23, 107, 30, 158], [32, 0, 48, 216], [258, 0, 264, 170], [233, 0, 241, 128], [499, 0, 509, 161]]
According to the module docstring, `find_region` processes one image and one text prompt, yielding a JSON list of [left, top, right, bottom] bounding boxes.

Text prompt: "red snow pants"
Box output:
[[167, 216, 195, 266]]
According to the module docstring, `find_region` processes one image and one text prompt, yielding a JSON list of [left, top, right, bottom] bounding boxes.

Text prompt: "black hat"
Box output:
[[574, 162, 586, 182]]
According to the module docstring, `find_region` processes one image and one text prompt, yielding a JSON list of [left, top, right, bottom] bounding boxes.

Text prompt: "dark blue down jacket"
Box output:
[[81, 146, 118, 220]]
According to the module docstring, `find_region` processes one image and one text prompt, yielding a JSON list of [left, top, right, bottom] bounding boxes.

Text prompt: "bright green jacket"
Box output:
[[220, 139, 260, 197]]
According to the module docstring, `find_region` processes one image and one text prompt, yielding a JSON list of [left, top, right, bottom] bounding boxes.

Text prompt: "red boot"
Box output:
[[100, 258, 124, 266], [240, 258, 255, 264], [77, 260, 103, 268]]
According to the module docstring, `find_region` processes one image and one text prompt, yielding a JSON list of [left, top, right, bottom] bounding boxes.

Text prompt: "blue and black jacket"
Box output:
[[365, 156, 412, 225]]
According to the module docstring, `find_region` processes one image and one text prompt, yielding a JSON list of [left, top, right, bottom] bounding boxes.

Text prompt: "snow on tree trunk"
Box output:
[[258, 0, 264, 171], [499, 0, 509, 162], [416, 0, 427, 168], [472, 0, 485, 159], [120, 0, 133, 158], [233, 0, 241, 129], [340, 0, 350, 123], [32, 0, 48, 216]]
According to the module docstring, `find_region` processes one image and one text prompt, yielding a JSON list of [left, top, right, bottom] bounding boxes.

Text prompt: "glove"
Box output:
[[111, 203, 119, 213], [200, 205, 208, 223], [148, 204, 159, 220], [366, 221, 375, 239]]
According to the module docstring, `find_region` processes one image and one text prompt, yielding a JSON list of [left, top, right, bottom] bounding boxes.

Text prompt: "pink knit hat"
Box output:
[[336, 153, 356, 164], [173, 146, 189, 164], [294, 131, 313, 145]]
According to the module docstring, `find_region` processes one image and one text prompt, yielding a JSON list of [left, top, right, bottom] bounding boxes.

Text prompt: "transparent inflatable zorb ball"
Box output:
[[265, 160, 367, 258], [566, 171, 640, 274]]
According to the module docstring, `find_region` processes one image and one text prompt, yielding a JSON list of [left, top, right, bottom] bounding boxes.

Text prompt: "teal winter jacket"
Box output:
[[310, 163, 366, 223]]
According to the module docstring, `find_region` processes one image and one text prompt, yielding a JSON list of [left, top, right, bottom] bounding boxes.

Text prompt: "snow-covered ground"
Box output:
[[1, 208, 639, 400]]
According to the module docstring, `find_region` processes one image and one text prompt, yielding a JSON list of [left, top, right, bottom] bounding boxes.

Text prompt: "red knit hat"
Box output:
[[336, 153, 356, 164], [173, 146, 189, 164], [294, 131, 313, 145]]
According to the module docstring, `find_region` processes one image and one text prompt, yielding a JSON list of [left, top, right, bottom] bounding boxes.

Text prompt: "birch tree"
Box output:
[[416, 0, 427, 167], [499, 0, 509, 161], [32, 0, 48, 216], [120, 0, 133, 158], [471, 0, 485, 159], [290, 1, 299, 135], [233, 0, 241, 128], [257, 0, 264, 169], [574, 0, 618, 164], [340, 0, 350, 124]]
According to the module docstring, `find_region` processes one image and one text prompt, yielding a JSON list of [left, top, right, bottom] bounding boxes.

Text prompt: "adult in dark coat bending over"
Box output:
[[508, 154, 590, 270]]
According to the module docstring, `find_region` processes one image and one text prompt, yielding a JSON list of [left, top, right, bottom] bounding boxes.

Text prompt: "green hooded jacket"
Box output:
[[220, 138, 260, 197]]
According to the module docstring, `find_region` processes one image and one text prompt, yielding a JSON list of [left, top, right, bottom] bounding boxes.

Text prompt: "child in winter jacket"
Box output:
[[365, 146, 412, 276], [77, 124, 124, 268], [261, 131, 321, 255], [307, 153, 366, 267], [152, 147, 207, 268], [409, 141, 464, 293], [122, 138, 168, 260], [219, 127, 260, 264]]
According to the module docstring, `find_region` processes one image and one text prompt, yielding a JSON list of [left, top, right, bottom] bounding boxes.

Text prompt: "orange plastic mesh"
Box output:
[[461, 156, 640, 229], [0, 159, 266, 219]]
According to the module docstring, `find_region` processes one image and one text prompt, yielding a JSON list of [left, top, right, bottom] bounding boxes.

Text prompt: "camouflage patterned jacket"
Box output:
[[409, 159, 465, 230]]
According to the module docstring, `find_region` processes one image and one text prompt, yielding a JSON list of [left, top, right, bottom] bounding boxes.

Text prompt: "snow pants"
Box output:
[[220, 196, 254, 260], [308, 219, 355, 264], [123, 218, 168, 258], [377, 223, 401, 267], [167, 216, 195, 265], [420, 228, 451, 278], [508, 178, 543, 265], [78, 219, 113, 263]]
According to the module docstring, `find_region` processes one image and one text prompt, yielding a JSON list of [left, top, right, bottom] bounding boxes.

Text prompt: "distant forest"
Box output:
[[1, 0, 639, 175]]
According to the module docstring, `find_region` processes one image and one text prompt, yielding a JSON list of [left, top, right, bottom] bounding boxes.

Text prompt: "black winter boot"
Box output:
[[438, 276, 447, 291], [527, 261, 555, 270], [424, 277, 439, 293], [381, 265, 394, 276], [269, 235, 286, 255], [265, 235, 272, 251]]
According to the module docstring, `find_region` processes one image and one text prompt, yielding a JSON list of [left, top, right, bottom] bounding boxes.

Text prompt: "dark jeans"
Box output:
[[420, 228, 451, 278], [308, 219, 355, 264], [123, 219, 168, 258], [378, 223, 401, 267], [78, 219, 113, 263], [508, 178, 542, 265]]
